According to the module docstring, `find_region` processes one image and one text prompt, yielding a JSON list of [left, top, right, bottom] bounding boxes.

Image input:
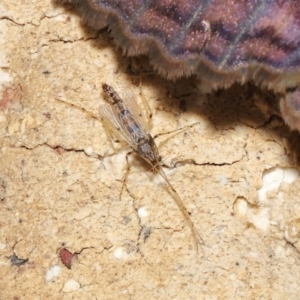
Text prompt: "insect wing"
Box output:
[[99, 104, 136, 147], [120, 89, 150, 135]]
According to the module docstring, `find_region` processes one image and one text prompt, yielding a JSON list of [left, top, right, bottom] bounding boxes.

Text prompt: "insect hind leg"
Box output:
[[118, 150, 134, 201]]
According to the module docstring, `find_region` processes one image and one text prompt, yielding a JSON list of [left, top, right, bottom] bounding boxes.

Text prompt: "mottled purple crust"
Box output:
[[57, 0, 300, 88], [280, 89, 300, 131], [56, 0, 300, 131]]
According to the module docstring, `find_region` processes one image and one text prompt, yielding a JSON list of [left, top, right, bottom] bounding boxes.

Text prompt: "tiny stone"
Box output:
[[62, 279, 80, 292], [45, 265, 61, 283], [84, 146, 93, 156], [113, 247, 125, 260], [138, 206, 148, 218]]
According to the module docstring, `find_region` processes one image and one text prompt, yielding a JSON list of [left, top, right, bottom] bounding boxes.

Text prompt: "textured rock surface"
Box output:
[[1, 1, 300, 299]]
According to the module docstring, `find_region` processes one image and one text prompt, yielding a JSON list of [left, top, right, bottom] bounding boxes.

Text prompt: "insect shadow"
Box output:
[[56, 83, 204, 251]]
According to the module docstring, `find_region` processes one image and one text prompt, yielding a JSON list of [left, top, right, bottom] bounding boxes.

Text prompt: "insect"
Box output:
[[55, 84, 203, 250], [100, 84, 203, 250]]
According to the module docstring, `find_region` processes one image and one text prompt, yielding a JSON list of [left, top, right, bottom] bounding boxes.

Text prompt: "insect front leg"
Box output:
[[138, 84, 153, 130]]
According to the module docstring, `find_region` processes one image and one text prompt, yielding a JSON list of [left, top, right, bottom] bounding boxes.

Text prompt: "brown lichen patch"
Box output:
[[0, 84, 23, 110]]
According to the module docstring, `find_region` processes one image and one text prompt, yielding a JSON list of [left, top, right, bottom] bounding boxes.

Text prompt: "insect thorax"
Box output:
[[135, 135, 161, 166]]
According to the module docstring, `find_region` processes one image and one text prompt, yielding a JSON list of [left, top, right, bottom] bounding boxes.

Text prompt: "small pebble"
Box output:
[[45, 265, 61, 283], [62, 279, 80, 292]]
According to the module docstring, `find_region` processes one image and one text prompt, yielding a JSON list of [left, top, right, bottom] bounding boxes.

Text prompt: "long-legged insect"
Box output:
[[100, 84, 204, 250]]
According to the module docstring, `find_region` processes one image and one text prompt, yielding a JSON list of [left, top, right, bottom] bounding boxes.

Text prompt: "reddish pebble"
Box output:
[[55, 146, 65, 155], [59, 248, 75, 269]]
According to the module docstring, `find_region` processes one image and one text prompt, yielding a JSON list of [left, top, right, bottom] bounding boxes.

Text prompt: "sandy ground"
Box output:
[[1, 1, 300, 299]]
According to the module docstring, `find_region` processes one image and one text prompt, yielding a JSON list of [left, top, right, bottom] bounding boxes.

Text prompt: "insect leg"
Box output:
[[138, 84, 153, 130], [118, 150, 134, 201], [54, 97, 100, 121], [157, 166, 205, 251], [152, 121, 201, 141]]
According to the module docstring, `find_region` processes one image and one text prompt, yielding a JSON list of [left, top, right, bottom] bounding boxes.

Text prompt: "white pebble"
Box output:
[[257, 167, 299, 203], [84, 146, 93, 156], [45, 265, 61, 283], [62, 279, 80, 292], [113, 247, 126, 259], [138, 206, 148, 218]]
